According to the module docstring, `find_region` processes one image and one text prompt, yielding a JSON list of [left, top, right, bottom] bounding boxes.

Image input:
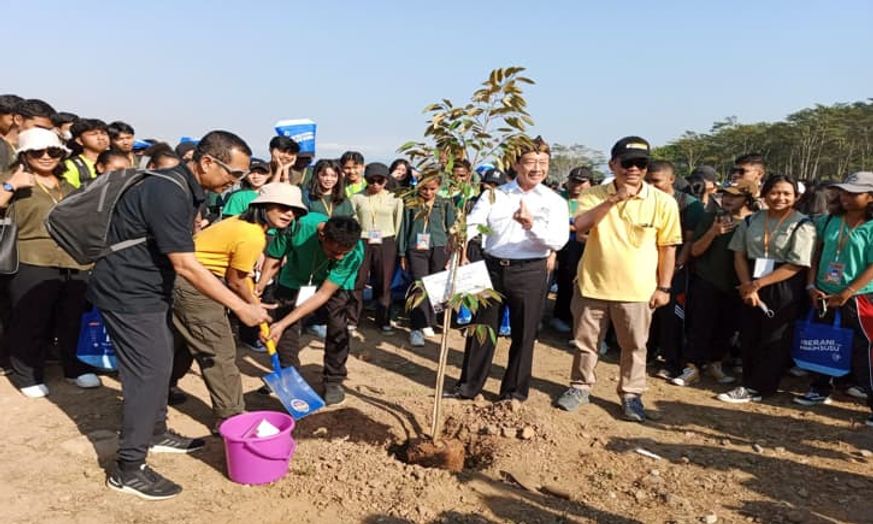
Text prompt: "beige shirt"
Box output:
[[351, 190, 404, 239]]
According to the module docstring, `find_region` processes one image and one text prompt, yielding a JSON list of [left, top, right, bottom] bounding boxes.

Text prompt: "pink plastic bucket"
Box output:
[[219, 411, 296, 485]]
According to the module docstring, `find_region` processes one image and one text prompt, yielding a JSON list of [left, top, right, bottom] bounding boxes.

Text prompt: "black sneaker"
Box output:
[[149, 430, 205, 454], [324, 383, 345, 406], [106, 463, 182, 501], [621, 396, 647, 422]]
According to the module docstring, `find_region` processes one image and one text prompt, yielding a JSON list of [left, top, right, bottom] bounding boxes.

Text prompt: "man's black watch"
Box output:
[[656, 286, 671, 293]]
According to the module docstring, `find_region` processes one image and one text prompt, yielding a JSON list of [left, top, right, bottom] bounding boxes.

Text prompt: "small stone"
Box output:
[[774, 446, 786, 454], [501, 426, 515, 438], [519, 426, 535, 440], [752, 443, 765, 453], [786, 510, 806, 523], [702, 514, 719, 524], [680, 456, 691, 464], [859, 449, 873, 458], [797, 487, 809, 498], [649, 469, 660, 476], [608, 491, 617, 499], [312, 427, 328, 437]]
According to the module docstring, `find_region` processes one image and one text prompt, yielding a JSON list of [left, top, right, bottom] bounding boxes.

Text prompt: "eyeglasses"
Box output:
[[208, 155, 248, 180], [26, 147, 66, 159], [520, 160, 549, 168], [620, 158, 649, 170]]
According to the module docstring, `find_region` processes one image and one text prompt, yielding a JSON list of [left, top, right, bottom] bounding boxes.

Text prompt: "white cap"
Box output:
[[16, 128, 70, 155]]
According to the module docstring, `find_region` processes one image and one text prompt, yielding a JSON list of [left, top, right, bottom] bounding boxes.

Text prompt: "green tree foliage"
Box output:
[[548, 143, 607, 183], [653, 100, 873, 182]]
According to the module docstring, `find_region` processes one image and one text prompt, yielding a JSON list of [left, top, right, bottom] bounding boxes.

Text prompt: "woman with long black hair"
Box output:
[[0, 128, 100, 398], [304, 159, 354, 217]]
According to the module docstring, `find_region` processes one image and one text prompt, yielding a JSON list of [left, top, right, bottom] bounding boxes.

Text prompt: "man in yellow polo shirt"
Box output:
[[555, 136, 681, 422]]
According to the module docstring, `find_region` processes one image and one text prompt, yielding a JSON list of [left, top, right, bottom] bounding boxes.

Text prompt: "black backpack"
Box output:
[[45, 168, 190, 264]]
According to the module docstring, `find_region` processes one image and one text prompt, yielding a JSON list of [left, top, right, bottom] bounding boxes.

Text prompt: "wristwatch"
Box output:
[[1, 182, 14, 193], [656, 286, 671, 293]]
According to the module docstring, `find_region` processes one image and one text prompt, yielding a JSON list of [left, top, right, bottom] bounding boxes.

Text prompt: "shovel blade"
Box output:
[[263, 366, 325, 420]]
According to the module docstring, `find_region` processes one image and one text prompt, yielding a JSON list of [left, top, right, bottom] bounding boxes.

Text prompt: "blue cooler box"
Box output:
[[274, 118, 317, 154]]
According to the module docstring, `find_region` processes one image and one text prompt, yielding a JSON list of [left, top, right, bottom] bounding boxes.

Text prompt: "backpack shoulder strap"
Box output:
[[71, 156, 90, 182]]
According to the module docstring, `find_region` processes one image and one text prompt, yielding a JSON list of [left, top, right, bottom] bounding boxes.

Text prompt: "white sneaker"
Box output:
[[671, 364, 700, 387], [20, 384, 49, 398], [845, 386, 869, 400], [67, 373, 102, 389], [421, 327, 435, 338], [409, 330, 425, 347]]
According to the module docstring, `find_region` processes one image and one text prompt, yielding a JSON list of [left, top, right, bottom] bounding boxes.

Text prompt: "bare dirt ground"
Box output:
[[2, 309, 872, 524]]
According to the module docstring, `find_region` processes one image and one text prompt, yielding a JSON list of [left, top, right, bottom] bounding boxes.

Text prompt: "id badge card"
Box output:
[[415, 233, 431, 250], [295, 285, 317, 307], [753, 258, 776, 278], [368, 230, 383, 245], [824, 261, 845, 284]]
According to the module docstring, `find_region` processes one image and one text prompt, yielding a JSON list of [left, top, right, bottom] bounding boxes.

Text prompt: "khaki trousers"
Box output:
[[571, 285, 653, 397], [172, 278, 245, 420]]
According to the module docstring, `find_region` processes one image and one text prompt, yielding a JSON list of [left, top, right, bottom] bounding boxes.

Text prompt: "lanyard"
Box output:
[[34, 178, 63, 204], [321, 197, 333, 217], [365, 192, 381, 229], [421, 200, 435, 232], [762, 212, 791, 258], [834, 217, 859, 261]]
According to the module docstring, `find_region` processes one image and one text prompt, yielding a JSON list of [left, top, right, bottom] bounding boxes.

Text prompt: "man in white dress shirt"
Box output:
[[444, 137, 569, 402]]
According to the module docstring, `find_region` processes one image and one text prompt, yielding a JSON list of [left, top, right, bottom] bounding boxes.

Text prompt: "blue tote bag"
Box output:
[[792, 309, 854, 377], [76, 307, 118, 370]]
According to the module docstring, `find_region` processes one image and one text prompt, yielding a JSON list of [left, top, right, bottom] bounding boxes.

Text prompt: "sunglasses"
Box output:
[[26, 147, 66, 159], [620, 158, 649, 170], [208, 155, 248, 180]]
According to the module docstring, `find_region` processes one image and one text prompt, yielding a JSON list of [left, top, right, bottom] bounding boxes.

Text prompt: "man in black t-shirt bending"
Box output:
[[88, 130, 272, 501]]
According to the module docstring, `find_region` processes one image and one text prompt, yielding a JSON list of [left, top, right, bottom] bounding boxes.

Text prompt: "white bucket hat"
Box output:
[[16, 128, 70, 155], [250, 183, 308, 216]]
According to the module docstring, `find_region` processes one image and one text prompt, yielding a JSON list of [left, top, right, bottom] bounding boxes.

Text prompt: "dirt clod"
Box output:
[[403, 438, 466, 472]]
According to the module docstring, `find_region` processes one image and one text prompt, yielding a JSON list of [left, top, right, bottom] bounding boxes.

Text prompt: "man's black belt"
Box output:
[[484, 255, 547, 267]]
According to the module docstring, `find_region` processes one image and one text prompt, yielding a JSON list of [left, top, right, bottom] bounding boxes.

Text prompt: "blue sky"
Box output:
[[4, 0, 871, 162]]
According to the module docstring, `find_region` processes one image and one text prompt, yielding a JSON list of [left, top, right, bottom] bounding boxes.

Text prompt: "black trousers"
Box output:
[[685, 275, 742, 366], [5, 263, 89, 388], [740, 273, 804, 396], [808, 293, 873, 410], [407, 246, 450, 330], [0, 274, 11, 368], [349, 237, 396, 329], [100, 307, 173, 467], [456, 257, 549, 401], [647, 267, 688, 373], [274, 286, 353, 383], [553, 239, 584, 324]]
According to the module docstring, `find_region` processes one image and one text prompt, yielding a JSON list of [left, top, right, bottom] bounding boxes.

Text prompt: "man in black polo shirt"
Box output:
[[88, 130, 272, 500]]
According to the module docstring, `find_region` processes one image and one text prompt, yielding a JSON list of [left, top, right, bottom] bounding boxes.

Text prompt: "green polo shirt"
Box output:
[[397, 197, 456, 254], [222, 188, 257, 217], [814, 214, 873, 295], [266, 212, 364, 291]]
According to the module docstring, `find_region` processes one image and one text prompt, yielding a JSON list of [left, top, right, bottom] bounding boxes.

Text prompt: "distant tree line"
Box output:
[[652, 99, 873, 182]]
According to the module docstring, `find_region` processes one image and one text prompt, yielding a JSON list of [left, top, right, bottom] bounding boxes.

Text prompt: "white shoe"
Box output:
[[421, 327, 435, 338], [67, 373, 102, 389], [20, 384, 49, 398], [846, 386, 869, 400], [409, 330, 425, 347]]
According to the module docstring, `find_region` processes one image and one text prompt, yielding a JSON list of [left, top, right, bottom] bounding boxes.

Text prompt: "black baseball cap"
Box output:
[[480, 168, 507, 186], [364, 162, 390, 181], [690, 165, 718, 183], [610, 136, 651, 161], [568, 166, 594, 183], [249, 158, 270, 173]]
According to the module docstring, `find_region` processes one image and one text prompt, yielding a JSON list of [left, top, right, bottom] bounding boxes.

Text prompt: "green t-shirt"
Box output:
[[814, 214, 873, 295], [691, 211, 739, 293], [266, 212, 364, 291], [345, 180, 367, 199], [222, 188, 257, 217]]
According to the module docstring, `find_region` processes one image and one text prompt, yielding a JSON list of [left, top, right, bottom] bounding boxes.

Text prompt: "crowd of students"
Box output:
[[1, 94, 872, 501]]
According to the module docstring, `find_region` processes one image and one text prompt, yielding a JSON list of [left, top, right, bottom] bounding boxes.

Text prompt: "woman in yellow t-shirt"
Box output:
[[171, 183, 307, 432]]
